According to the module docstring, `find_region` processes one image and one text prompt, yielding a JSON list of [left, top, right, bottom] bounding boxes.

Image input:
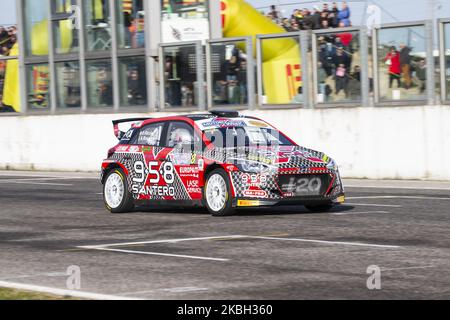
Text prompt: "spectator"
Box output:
[[334, 63, 349, 97], [266, 2, 352, 30], [414, 59, 427, 93], [399, 43, 412, 89], [385, 46, 401, 89], [337, 2, 351, 27]]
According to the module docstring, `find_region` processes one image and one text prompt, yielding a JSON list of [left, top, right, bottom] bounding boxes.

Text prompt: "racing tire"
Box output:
[[103, 168, 135, 214], [305, 202, 333, 213], [204, 169, 235, 217]]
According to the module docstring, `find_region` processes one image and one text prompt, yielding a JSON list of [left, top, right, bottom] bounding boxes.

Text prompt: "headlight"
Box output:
[[236, 160, 276, 173], [326, 158, 338, 171]]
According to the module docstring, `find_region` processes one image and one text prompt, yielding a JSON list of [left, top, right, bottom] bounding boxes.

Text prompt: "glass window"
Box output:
[[86, 59, 113, 108], [118, 56, 147, 107], [83, 0, 111, 52], [316, 31, 363, 103], [24, 0, 49, 57], [26, 64, 50, 110], [116, 0, 145, 49], [51, 0, 76, 14], [377, 25, 427, 101], [137, 123, 164, 146], [260, 36, 302, 105], [162, 45, 199, 108], [53, 20, 79, 54], [55, 61, 81, 109], [166, 122, 194, 148], [161, 0, 209, 42], [210, 41, 248, 106], [444, 23, 450, 101]]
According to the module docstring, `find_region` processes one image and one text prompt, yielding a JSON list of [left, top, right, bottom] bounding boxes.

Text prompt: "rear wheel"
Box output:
[[204, 169, 234, 217], [305, 202, 333, 213], [103, 168, 134, 213]]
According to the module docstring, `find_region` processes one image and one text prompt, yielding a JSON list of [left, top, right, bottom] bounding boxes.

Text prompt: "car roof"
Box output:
[[137, 114, 263, 127]]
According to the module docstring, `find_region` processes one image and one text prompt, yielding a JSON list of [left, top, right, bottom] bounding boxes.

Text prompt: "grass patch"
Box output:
[[0, 287, 80, 300]]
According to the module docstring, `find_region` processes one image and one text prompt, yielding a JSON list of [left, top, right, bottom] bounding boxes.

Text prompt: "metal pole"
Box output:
[[246, 36, 256, 110], [439, 21, 446, 103], [77, 0, 88, 112], [426, 20, 436, 105], [196, 41, 206, 111], [109, 0, 120, 112], [47, 0, 57, 114], [311, 32, 318, 107], [300, 30, 311, 108], [144, 0, 156, 112], [359, 26, 370, 107], [159, 45, 166, 111], [256, 36, 263, 107], [209, 0, 222, 39], [16, 0, 28, 114], [372, 28, 380, 105], [205, 41, 213, 110]]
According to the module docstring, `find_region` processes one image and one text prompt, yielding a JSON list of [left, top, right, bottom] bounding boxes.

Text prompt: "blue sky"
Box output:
[[1, 0, 450, 26]]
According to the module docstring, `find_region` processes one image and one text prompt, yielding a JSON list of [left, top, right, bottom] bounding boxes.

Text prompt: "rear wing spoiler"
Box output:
[[113, 118, 152, 140]]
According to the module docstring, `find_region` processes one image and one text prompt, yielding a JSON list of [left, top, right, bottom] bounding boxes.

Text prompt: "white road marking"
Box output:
[[79, 235, 247, 249], [0, 280, 140, 300], [331, 211, 390, 216], [345, 185, 450, 191], [247, 236, 400, 249], [0, 181, 73, 186], [381, 265, 436, 272], [346, 196, 450, 201], [94, 248, 230, 262], [119, 287, 209, 296], [345, 203, 402, 208]]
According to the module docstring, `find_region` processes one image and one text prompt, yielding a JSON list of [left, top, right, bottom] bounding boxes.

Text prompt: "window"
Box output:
[[161, 0, 209, 43], [166, 122, 195, 148], [24, 0, 49, 57], [55, 61, 81, 109], [86, 59, 113, 108], [118, 56, 147, 107], [377, 25, 427, 102], [83, 0, 111, 52], [137, 123, 164, 146], [116, 0, 145, 49]]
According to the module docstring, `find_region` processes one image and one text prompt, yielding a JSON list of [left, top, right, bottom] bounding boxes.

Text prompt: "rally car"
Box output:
[[101, 111, 345, 216]]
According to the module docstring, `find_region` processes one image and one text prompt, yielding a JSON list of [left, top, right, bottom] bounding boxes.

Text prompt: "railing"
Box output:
[[3, 18, 450, 115]]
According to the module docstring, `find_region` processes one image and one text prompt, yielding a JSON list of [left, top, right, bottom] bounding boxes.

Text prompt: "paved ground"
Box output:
[[0, 171, 449, 300]]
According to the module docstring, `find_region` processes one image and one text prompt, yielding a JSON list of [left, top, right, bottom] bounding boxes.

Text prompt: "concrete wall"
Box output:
[[1, 105, 449, 180]]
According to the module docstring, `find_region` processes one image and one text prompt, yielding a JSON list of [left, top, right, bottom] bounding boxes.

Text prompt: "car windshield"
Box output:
[[204, 126, 294, 148]]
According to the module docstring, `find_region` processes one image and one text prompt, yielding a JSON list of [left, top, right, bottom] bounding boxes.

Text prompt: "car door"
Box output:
[[163, 121, 203, 201], [127, 122, 167, 201]]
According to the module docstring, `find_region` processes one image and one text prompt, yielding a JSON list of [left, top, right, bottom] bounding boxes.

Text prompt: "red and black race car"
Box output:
[[101, 111, 345, 216]]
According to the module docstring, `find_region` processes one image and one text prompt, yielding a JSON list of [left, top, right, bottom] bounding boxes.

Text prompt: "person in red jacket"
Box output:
[[384, 46, 401, 88]]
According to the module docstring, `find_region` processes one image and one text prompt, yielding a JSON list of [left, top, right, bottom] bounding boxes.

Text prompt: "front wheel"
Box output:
[[204, 169, 235, 217], [103, 168, 134, 213]]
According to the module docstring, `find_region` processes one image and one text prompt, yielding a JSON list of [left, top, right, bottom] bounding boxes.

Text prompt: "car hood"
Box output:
[[211, 145, 330, 169]]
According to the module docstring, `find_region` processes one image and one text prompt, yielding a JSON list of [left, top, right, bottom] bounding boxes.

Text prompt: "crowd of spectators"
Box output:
[[0, 26, 17, 56], [267, 2, 352, 32]]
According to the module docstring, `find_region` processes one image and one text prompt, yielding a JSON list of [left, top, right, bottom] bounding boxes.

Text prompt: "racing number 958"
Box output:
[[133, 161, 175, 184]]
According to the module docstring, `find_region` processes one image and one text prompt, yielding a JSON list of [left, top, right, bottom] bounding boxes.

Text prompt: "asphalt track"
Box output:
[[0, 171, 449, 300]]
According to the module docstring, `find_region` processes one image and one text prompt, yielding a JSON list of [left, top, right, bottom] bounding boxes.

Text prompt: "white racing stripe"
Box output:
[[0, 280, 140, 300]]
